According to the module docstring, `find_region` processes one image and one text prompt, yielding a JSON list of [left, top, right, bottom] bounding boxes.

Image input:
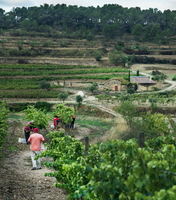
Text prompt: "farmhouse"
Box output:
[[130, 76, 156, 91]]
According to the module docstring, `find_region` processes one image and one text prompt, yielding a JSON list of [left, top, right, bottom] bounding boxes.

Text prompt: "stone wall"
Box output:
[[103, 79, 127, 91]]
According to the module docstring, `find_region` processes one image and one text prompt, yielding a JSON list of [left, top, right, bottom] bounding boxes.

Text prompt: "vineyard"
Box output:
[[1, 22, 176, 200], [2, 101, 176, 199], [37, 130, 176, 199], [0, 63, 133, 98]]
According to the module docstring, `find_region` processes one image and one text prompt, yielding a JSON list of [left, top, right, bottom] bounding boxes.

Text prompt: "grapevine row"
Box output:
[[37, 130, 176, 199]]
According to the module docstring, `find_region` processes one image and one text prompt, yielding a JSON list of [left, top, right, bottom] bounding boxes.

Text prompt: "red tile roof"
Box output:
[[130, 76, 156, 84]]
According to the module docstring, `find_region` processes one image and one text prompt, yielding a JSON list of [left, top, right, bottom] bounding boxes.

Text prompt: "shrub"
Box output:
[[9, 103, 35, 112], [60, 41, 67, 47], [76, 95, 83, 106], [39, 80, 50, 90], [88, 82, 98, 93], [95, 54, 102, 61], [153, 86, 159, 91], [127, 88, 135, 94], [50, 50, 57, 57], [87, 32, 94, 41], [58, 92, 68, 102], [35, 101, 51, 112]]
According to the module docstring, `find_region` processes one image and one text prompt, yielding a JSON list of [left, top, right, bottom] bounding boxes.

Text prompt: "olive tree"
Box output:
[[58, 92, 68, 103]]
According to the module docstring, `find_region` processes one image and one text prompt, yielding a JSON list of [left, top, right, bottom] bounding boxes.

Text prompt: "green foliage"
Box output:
[[95, 54, 102, 61], [39, 79, 50, 90], [53, 103, 74, 124], [0, 101, 9, 149], [0, 90, 59, 98], [76, 95, 83, 106], [86, 32, 94, 41], [36, 127, 176, 199], [35, 102, 51, 112], [58, 92, 68, 103], [88, 82, 98, 93], [8, 102, 35, 112], [136, 69, 139, 76], [60, 41, 67, 47], [149, 96, 158, 108], [119, 93, 131, 101], [132, 23, 143, 36], [153, 73, 167, 82], [116, 100, 138, 128], [23, 105, 49, 129], [141, 111, 170, 138], [127, 88, 135, 94], [109, 50, 128, 66], [50, 50, 57, 57]]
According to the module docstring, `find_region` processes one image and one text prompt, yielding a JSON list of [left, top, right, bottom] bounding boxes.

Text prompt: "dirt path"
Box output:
[[0, 122, 67, 200], [1, 150, 67, 200]]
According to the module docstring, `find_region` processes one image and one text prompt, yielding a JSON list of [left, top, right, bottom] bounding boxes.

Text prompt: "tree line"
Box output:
[[0, 4, 176, 41]]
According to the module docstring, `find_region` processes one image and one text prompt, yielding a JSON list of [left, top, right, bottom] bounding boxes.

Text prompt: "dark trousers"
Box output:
[[71, 118, 75, 128], [24, 130, 30, 143]]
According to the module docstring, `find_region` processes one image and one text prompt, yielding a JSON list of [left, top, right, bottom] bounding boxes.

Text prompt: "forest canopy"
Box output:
[[0, 4, 176, 40]]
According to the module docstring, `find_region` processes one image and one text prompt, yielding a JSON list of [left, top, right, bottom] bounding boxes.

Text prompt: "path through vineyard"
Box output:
[[0, 121, 67, 200]]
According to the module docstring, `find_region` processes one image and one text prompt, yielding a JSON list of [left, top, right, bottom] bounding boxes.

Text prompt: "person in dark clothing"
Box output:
[[24, 121, 34, 144], [70, 114, 75, 129]]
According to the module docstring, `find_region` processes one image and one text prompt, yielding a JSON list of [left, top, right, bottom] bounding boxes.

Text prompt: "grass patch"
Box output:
[[76, 114, 114, 131]]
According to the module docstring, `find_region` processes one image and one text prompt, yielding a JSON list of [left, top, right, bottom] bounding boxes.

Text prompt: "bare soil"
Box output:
[[0, 121, 69, 200]]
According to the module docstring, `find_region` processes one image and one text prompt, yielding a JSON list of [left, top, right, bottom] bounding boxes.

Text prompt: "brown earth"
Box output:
[[0, 120, 69, 200]]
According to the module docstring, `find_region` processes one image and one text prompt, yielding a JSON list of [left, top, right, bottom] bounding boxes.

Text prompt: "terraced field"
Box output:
[[0, 63, 133, 98]]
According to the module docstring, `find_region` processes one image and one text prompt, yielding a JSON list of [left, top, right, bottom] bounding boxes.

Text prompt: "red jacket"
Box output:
[[54, 118, 60, 126]]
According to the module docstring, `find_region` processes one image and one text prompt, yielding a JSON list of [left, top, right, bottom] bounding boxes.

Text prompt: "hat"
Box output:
[[31, 120, 34, 124], [33, 128, 38, 132]]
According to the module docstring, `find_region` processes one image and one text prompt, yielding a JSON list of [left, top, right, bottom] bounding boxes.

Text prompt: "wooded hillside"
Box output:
[[0, 4, 176, 42]]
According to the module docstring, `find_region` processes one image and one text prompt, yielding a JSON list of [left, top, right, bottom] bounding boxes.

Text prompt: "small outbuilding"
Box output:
[[130, 76, 156, 91], [101, 77, 128, 91]]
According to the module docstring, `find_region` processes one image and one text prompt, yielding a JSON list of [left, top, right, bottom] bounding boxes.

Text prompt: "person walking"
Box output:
[[71, 114, 75, 129], [24, 120, 34, 144], [27, 128, 45, 170]]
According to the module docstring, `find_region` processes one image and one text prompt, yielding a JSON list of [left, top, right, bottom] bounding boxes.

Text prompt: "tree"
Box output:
[[86, 32, 94, 41], [88, 82, 98, 93], [148, 96, 158, 108], [76, 95, 83, 106], [95, 54, 102, 61], [116, 100, 138, 129], [153, 73, 167, 82], [109, 50, 128, 67], [141, 111, 170, 138], [58, 92, 68, 102], [132, 23, 143, 40], [39, 80, 50, 90], [103, 23, 119, 38]]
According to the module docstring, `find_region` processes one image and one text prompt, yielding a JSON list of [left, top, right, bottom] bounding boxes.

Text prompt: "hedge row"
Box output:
[[0, 89, 59, 98], [8, 101, 52, 112], [131, 56, 176, 65], [0, 64, 97, 70]]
